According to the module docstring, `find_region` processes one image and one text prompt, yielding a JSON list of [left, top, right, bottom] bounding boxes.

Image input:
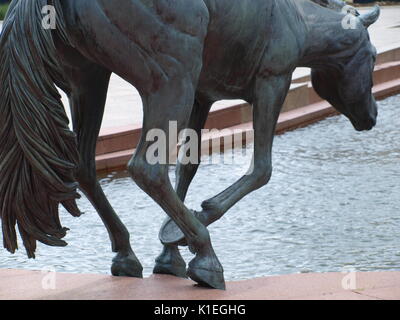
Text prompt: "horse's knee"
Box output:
[[128, 156, 168, 191], [127, 156, 145, 185]]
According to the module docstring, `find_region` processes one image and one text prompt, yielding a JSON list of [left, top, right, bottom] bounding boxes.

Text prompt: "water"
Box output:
[[1, 95, 399, 281]]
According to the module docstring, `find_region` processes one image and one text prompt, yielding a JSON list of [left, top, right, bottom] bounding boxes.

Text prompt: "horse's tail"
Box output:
[[0, 0, 81, 258]]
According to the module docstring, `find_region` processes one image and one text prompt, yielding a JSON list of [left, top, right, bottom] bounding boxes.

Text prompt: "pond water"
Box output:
[[1, 95, 399, 281]]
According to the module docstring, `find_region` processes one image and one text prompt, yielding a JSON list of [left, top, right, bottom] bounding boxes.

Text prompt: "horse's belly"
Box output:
[[198, 56, 254, 100]]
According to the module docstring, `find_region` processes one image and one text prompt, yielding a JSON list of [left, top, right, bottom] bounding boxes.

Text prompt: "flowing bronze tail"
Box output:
[[0, 0, 81, 258]]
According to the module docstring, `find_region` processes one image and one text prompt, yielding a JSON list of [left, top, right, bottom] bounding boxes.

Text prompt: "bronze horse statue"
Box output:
[[0, 0, 379, 290]]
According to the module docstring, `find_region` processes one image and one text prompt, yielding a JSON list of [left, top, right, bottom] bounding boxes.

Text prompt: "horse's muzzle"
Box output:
[[352, 115, 377, 131]]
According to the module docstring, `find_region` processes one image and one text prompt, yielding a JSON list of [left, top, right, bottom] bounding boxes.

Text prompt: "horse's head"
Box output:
[[311, 6, 380, 131]]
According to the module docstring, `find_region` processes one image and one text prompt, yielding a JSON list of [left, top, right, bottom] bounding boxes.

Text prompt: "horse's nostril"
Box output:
[[364, 116, 377, 131]]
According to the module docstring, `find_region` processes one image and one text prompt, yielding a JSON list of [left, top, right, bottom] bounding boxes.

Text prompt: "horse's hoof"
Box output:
[[153, 246, 187, 278], [111, 251, 143, 278], [187, 255, 226, 290], [187, 267, 226, 290], [159, 211, 208, 246], [153, 261, 187, 278]]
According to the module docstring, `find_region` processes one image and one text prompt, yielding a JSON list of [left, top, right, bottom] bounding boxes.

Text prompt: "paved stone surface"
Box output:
[[0, 269, 399, 300]]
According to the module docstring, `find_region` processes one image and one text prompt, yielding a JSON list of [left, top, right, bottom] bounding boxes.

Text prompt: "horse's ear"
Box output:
[[360, 5, 380, 28]]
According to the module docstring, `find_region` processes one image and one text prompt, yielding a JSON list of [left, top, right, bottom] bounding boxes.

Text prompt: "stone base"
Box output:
[[1, 269, 399, 300]]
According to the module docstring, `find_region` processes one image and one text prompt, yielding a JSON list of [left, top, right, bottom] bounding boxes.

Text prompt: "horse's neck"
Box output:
[[297, 1, 362, 70]]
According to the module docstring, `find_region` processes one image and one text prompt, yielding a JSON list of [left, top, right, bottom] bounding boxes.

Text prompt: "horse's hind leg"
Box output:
[[129, 75, 225, 289], [66, 64, 142, 277], [154, 98, 212, 278]]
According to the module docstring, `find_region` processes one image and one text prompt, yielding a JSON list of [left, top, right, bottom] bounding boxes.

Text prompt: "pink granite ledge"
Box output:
[[0, 269, 399, 300]]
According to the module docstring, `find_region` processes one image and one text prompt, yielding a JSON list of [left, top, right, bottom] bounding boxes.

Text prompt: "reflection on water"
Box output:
[[1, 95, 399, 281]]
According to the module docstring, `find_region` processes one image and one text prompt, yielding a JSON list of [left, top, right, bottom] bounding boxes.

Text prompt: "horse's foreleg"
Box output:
[[200, 74, 293, 222], [129, 75, 225, 289], [68, 65, 142, 277], [154, 98, 212, 278], [162, 74, 292, 245], [175, 98, 213, 200]]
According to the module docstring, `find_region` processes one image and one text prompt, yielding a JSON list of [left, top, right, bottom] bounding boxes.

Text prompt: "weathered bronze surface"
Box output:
[[0, 0, 379, 290]]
